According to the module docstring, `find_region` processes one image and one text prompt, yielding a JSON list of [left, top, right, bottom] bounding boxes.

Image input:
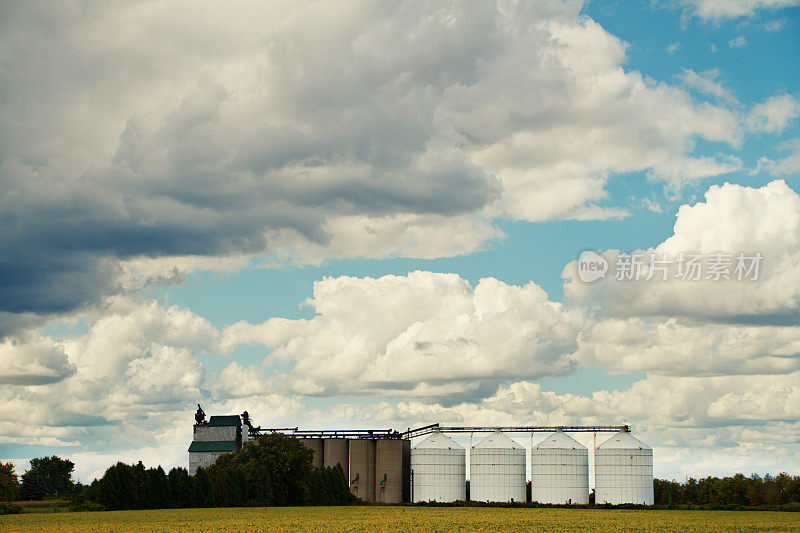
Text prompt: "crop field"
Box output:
[[2, 506, 799, 532]]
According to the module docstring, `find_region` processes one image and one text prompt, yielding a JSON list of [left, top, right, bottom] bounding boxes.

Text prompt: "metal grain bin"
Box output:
[[411, 431, 465, 502], [594, 431, 653, 505], [470, 431, 526, 503], [531, 431, 589, 504]]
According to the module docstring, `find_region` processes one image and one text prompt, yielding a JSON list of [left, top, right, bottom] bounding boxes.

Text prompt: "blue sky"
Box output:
[[2, 0, 800, 483]]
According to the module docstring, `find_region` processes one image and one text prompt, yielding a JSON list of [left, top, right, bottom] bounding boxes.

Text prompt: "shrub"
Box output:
[[0, 502, 22, 515]]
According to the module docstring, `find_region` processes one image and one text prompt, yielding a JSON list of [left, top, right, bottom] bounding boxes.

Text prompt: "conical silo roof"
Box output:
[[472, 430, 524, 449], [414, 431, 464, 450], [597, 430, 651, 450], [534, 430, 586, 450]]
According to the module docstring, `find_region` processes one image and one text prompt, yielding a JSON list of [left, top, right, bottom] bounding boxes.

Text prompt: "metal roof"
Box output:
[[207, 415, 241, 427], [472, 430, 524, 450], [188, 440, 237, 452], [597, 430, 651, 450], [413, 431, 464, 450], [534, 430, 587, 450]]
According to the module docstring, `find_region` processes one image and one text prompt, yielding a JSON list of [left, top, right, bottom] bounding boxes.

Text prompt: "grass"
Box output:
[[2, 506, 799, 532], [13, 499, 71, 514]]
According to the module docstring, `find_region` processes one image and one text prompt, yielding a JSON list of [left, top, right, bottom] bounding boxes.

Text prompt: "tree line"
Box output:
[[654, 473, 800, 508], [1, 434, 353, 512], [74, 433, 354, 510]]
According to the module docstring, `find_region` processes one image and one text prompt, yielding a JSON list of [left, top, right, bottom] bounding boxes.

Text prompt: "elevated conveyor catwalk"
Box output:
[[246, 421, 630, 440]]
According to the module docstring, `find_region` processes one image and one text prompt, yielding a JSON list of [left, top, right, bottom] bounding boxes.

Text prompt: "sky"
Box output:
[[1, 0, 800, 484]]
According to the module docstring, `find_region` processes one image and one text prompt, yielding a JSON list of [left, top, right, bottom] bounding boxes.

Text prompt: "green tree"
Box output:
[[746, 474, 765, 506], [654, 478, 682, 505], [207, 433, 315, 506], [18, 471, 48, 500], [19, 456, 74, 499], [307, 463, 352, 505], [683, 478, 699, 505], [0, 462, 18, 501], [167, 467, 191, 508], [144, 466, 170, 509], [192, 468, 213, 508], [94, 462, 133, 510]]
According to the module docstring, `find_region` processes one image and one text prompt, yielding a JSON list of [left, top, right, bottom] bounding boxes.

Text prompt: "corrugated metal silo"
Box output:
[[376, 439, 405, 503], [594, 431, 654, 505], [531, 431, 589, 504], [411, 431, 465, 502], [349, 439, 376, 501], [298, 438, 324, 467], [470, 431, 526, 502], [323, 438, 349, 476]]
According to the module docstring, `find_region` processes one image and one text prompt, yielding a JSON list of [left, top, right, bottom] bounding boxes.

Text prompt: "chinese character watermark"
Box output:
[[577, 251, 762, 283]]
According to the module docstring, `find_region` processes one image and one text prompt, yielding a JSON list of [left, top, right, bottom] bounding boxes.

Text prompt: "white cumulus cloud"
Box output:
[[564, 180, 800, 323], [747, 94, 800, 134], [680, 0, 800, 20], [756, 140, 800, 176], [0, 334, 75, 385], [223, 271, 583, 400]]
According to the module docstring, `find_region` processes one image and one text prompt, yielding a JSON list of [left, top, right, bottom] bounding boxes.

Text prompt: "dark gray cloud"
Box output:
[[0, 2, 506, 320]]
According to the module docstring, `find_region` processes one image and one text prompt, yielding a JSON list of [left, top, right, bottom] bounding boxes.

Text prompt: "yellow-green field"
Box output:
[[2, 506, 798, 532]]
